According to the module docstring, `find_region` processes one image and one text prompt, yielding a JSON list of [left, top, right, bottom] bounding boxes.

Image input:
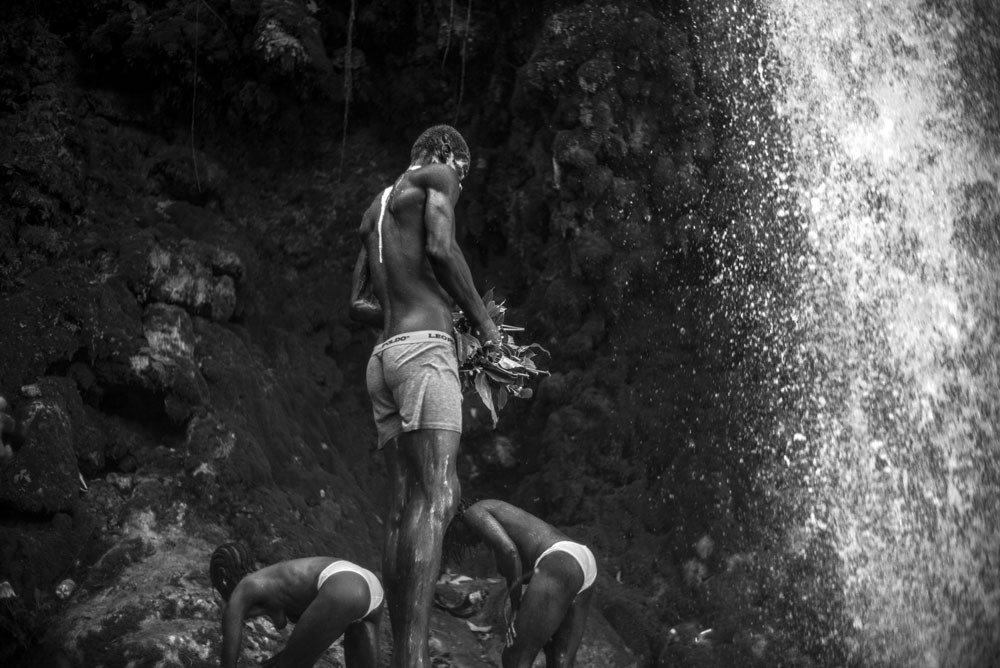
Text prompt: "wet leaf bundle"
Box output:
[[453, 290, 549, 426]]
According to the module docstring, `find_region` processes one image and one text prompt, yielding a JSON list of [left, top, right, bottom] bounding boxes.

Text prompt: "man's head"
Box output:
[[442, 497, 482, 566], [411, 125, 470, 181], [210, 542, 255, 601]]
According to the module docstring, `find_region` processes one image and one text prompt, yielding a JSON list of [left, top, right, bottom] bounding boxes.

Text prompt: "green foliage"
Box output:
[[453, 289, 549, 426]]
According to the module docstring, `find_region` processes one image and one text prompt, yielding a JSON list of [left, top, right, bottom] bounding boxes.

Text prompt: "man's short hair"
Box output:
[[210, 542, 255, 601], [411, 125, 470, 174], [442, 497, 482, 566]]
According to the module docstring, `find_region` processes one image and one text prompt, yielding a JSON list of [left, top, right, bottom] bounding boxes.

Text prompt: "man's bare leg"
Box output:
[[344, 616, 381, 668], [271, 573, 370, 668], [393, 428, 461, 668], [382, 439, 408, 663], [502, 556, 579, 668], [543, 587, 593, 668]]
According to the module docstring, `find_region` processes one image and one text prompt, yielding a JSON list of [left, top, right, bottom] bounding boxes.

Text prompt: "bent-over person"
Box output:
[[445, 499, 597, 668], [209, 543, 383, 668]]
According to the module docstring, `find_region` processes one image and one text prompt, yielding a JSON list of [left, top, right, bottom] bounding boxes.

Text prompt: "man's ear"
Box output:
[[440, 142, 454, 163]]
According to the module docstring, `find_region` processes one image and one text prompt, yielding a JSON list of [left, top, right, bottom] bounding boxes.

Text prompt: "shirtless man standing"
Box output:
[[349, 125, 501, 668], [444, 499, 597, 668], [210, 543, 383, 668]]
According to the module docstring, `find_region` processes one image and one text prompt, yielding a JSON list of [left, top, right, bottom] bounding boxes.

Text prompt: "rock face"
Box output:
[[0, 9, 388, 665], [0, 1, 821, 667]]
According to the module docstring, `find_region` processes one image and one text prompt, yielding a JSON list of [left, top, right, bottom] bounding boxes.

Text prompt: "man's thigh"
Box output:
[[384, 342, 462, 435], [398, 429, 461, 491]]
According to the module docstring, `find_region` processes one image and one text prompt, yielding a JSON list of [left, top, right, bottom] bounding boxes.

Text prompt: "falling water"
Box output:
[[686, 0, 998, 665], [707, 0, 1000, 666]]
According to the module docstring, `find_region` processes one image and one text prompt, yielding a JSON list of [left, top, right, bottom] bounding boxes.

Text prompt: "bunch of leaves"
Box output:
[[453, 290, 549, 426]]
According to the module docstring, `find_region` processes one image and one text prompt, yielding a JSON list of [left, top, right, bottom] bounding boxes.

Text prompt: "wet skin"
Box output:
[[220, 557, 380, 668], [462, 500, 595, 668], [350, 148, 500, 668]]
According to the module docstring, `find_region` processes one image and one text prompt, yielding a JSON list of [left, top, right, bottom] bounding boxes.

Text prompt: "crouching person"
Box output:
[[209, 543, 383, 668], [445, 500, 597, 668]]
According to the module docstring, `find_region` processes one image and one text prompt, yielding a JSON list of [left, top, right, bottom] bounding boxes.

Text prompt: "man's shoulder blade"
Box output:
[[412, 163, 458, 192]]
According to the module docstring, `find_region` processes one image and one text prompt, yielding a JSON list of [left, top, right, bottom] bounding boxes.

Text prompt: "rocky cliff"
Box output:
[[0, 1, 814, 666]]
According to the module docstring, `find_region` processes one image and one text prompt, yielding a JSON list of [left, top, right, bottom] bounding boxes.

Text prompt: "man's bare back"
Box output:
[[211, 547, 382, 668], [238, 557, 338, 621], [450, 500, 597, 668], [357, 164, 459, 337], [465, 499, 570, 567]]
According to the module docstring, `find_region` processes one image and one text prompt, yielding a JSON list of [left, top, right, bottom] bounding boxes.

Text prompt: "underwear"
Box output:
[[535, 541, 598, 595], [366, 331, 462, 449], [316, 560, 384, 620]]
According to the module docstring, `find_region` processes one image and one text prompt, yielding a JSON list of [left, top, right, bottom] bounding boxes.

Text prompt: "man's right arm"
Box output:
[[220, 595, 247, 668], [349, 245, 384, 328], [464, 506, 523, 606]]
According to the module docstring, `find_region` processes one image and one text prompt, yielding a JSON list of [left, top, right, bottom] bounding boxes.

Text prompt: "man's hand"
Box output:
[[505, 609, 517, 648], [476, 322, 503, 350], [479, 336, 502, 362]]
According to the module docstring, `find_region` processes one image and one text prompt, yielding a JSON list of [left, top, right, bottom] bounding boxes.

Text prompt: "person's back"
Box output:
[[210, 545, 382, 668], [357, 163, 461, 337], [232, 557, 337, 622], [465, 500, 569, 568], [448, 501, 598, 668]]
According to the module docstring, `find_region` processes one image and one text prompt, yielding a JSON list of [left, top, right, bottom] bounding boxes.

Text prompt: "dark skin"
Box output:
[[350, 138, 501, 668], [219, 557, 380, 668], [462, 500, 595, 668]]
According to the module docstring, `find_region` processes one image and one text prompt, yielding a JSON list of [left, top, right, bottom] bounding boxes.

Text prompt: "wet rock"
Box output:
[[577, 51, 616, 94], [432, 575, 639, 668], [475, 433, 519, 470], [254, 0, 332, 78], [0, 265, 145, 391], [50, 514, 220, 667], [147, 145, 227, 203], [0, 378, 82, 515], [54, 578, 77, 600], [553, 130, 598, 172], [114, 303, 209, 425], [143, 239, 243, 322], [571, 228, 614, 281], [582, 164, 615, 199]]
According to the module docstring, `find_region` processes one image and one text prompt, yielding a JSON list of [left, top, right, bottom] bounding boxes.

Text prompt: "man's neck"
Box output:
[[409, 156, 438, 170]]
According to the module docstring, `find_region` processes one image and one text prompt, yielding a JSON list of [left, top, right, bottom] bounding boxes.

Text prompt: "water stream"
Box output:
[[748, 1, 998, 665]]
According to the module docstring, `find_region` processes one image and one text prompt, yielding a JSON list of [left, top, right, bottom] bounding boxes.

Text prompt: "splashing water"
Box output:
[[755, 1, 999, 666]]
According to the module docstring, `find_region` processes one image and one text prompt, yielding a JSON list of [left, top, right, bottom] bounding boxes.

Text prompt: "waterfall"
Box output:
[[688, 0, 997, 665], [745, 1, 999, 665]]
